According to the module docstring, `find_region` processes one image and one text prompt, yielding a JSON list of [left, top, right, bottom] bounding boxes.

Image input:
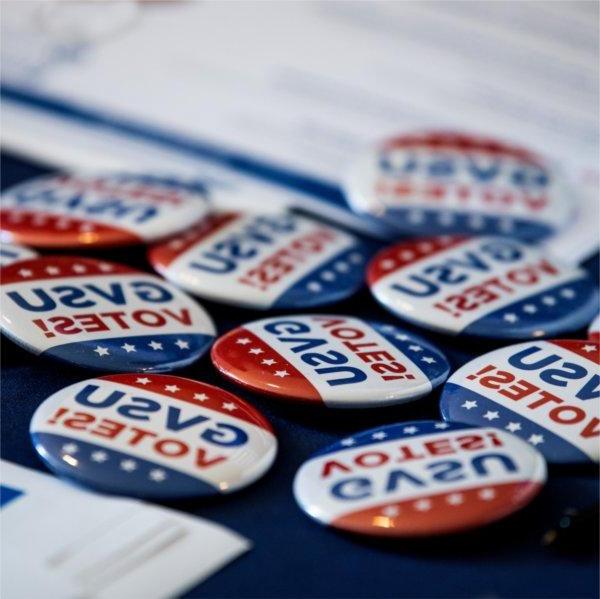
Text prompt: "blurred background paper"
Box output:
[[1, 1, 598, 257]]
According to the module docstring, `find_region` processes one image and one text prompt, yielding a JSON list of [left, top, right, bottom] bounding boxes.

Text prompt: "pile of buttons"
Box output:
[[1, 131, 598, 539]]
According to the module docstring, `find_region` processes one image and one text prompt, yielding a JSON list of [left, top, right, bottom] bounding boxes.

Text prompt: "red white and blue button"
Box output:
[[30, 374, 277, 498], [345, 131, 574, 242], [211, 315, 450, 408], [0, 256, 215, 372], [0, 173, 210, 248], [148, 211, 370, 309], [0, 242, 37, 266], [293, 420, 546, 536], [367, 235, 598, 339], [440, 340, 600, 464]]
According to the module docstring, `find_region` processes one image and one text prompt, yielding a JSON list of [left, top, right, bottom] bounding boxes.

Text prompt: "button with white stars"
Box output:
[[345, 131, 574, 242], [148, 210, 370, 310], [0, 256, 216, 372], [0, 172, 210, 248], [367, 235, 598, 339], [440, 339, 600, 464], [30, 374, 278, 499], [211, 315, 450, 408], [293, 420, 546, 537]]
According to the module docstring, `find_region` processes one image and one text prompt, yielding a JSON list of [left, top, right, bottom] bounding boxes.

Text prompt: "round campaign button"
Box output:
[[293, 420, 546, 536], [345, 131, 575, 242], [0, 256, 215, 371], [0, 172, 210, 248], [211, 315, 450, 408], [367, 235, 598, 339], [0, 242, 37, 266], [440, 340, 600, 464], [149, 210, 370, 309], [30, 374, 277, 498]]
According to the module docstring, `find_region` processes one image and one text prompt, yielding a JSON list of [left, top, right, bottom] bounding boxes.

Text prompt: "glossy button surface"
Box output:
[[367, 235, 598, 339], [440, 340, 600, 464], [0, 256, 215, 371], [345, 131, 574, 242], [293, 420, 546, 536], [0, 173, 210, 247], [211, 315, 450, 408], [149, 210, 370, 309], [30, 374, 277, 498]]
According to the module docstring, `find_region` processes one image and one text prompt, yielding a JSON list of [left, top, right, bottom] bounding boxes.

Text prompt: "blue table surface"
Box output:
[[1, 152, 598, 599]]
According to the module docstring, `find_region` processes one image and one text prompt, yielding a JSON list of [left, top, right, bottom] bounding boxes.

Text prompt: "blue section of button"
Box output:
[[440, 383, 593, 464], [31, 432, 219, 498], [39, 333, 214, 372]]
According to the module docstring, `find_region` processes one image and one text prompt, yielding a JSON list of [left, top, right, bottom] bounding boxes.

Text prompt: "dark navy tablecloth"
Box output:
[[1, 152, 598, 599]]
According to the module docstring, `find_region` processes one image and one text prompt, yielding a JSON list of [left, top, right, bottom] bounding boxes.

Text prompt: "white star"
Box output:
[[542, 296, 556, 306], [334, 261, 349, 273], [434, 422, 449, 429], [149, 468, 167, 482], [62, 443, 78, 454], [506, 422, 522, 433], [79, 223, 95, 232], [528, 433, 545, 446], [222, 402, 237, 412], [560, 288, 576, 299], [121, 343, 136, 353], [503, 313, 518, 323], [340, 438, 355, 447], [403, 426, 418, 435], [91, 450, 108, 463], [468, 214, 485, 229], [307, 281, 322, 292], [380, 258, 396, 270], [55, 219, 70, 230], [236, 337, 251, 345], [249, 347, 264, 355], [274, 370, 289, 378], [72, 264, 87, 273], [381, 505, 400, 517], [98, 263, 113, 272], [45, 266, 60, 275], [120, 459, 137, 472], [261, 358, 276, 366], [93, 345, 110, 357], [148, 341, 163, 351], [194, 393, 209, 401], [582, 344, 597, 353], [164, 384, 180, 393], [446, 493, 464, 506], [462, 400, 478, 410], [478, 488, 496, 501], [371, 432, 387, 440], [174, 339, 189, 350], [408, 209, 424, 224], [417, 242, 434, 252], [421, 356, 436, 364], [136, 377, 151, 385], [321, 270, 336, 281], [413, 499, 432, 511], [380, 325, 396, 333], [437, 211, 455, 226], [483, 410, 499, 421], [169, 239, 185, 250], [18, 268, 32, 278], [408, 344, 423, 352], [523, 304, 537, 314], [349, 252, 364, 264], [395, 333, 409, 341], [399, 250, 415, 261]]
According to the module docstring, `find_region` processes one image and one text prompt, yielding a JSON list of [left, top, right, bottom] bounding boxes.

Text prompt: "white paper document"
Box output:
[[0, 1, 598, 258], [0, 460, 250, 599]]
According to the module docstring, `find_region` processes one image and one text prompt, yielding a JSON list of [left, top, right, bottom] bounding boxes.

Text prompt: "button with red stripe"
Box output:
[[0, 256, 215, 372], [211, 315, 449, 408], [345, 131, 574, 242], [293, 420, 546, 537], [0, 173, 210, 248], [0, 242, 37, 266], [367, 235, 598, 339], [148, 210, 370, 309], [30, 374, 277, 498], [440, 340, 600, 464]]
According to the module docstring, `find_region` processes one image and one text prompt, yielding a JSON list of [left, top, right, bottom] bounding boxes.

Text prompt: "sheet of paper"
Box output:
[[0, 460, 250, 599], [1, 1, 598, 257]]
